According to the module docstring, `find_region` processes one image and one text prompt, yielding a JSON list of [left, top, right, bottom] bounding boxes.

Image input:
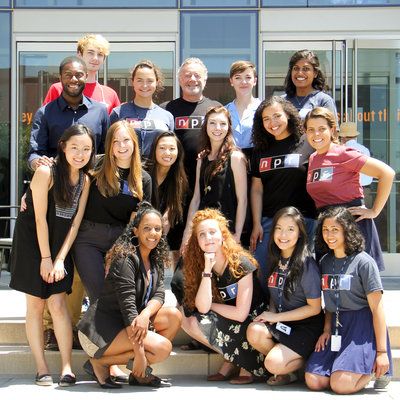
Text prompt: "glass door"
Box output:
[[14, 41, 175, 202], [262, 40, 347, 121]]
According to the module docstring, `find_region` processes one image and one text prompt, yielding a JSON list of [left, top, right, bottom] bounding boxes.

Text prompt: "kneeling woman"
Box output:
[[247, 207, 323, 386], [77, 202, 182, 389], [305, 207, 392, 395], [181, 208, 267, 384]]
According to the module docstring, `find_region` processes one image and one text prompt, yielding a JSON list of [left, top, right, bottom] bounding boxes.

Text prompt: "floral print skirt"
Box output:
[[194, 304, 268, 377]]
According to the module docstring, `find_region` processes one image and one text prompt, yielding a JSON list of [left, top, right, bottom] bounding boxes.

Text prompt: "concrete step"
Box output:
[[0, 346, 223, 377]]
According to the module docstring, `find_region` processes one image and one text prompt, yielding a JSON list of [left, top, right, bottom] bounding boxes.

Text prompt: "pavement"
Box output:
[[0, 270, 399, 399]]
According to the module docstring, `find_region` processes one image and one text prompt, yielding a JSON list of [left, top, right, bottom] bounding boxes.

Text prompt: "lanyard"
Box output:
[[332, 256, 351, 335], [144, 272, 153, 306], [277, 269, 288, 313]]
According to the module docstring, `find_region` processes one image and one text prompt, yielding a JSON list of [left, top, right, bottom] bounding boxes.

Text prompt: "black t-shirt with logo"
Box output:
[[161, 97, 221, 191], [251, 134, 316, 219]]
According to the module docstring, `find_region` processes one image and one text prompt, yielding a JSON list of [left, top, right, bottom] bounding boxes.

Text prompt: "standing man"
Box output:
[[339, 122, 373, 207], [28, 55, 109, 352], [43, 34, 120, 114], [162, 58, 221, 191]]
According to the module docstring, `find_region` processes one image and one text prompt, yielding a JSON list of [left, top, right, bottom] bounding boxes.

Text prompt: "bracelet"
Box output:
[[41, 256, 51, 259], [376, 350, 387, 353], [202, 272, 212, 278]]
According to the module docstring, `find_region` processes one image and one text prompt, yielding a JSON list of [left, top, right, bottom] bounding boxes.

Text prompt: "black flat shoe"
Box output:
[[128, 373, 171, 388], [58, 374, 76, 387], [110, 374, 129, 384], [98, 376, 123, 389]]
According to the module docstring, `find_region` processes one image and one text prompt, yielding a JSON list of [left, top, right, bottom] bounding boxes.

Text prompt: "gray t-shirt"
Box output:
[[267, 256, 321, 312], [321, 251, 383, 312]]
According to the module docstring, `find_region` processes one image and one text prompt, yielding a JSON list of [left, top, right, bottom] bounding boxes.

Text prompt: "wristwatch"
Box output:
[[202, 272, 213, 278]]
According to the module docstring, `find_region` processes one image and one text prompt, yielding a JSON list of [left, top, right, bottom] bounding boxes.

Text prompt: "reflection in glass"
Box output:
[[0, 0, 11, 7], [181, 0, 257, 7], [15, 0, 176, 7], [181, 11, 257, 104], [262, 0, 400, 6]]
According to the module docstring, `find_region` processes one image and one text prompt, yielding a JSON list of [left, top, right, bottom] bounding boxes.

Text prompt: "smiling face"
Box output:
[[230, 67, 257, 97], [291, 58, 316, 94], [306, 117, 334, 154], [63, 133, 93, 171], [196, 219, 224, 254], [262, 102, 290, 141], [79, 45, 105, 73], [112, 127, 134, 168], [206, 112, 229, 144], [60, 61, 87, 98], [132, 67, 157, 100], [322, 217, 346, 257], [155, 136, 178, 168], [179, 63, 207, 102], [273, 215, 300, 258], [134, 212, 163, 253]]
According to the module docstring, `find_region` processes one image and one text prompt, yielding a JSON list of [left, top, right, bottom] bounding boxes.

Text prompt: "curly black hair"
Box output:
[[252, 96, 304, 152], [104, 201, 170, 279], [268, 206, 311, 299], [284, 49, 327, 97], [315, 206, 365, 256]]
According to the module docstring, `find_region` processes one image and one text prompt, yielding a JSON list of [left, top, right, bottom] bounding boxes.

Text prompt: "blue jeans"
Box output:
[[254, 216, 316, 295]]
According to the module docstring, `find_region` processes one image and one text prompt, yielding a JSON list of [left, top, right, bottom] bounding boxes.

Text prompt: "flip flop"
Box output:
[[266, 373, 297, 386]]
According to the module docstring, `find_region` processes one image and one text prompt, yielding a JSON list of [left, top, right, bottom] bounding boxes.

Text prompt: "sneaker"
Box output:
[[44, 329, 59, 351], [374, 375, 391, 389]]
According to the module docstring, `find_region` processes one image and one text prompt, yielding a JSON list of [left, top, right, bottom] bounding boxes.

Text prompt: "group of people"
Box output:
[[8, 33, 394, 394]]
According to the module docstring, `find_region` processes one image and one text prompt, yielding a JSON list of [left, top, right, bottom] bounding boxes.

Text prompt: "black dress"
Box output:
[[9, 171, 84, 299], [199, 154, 237, 232]]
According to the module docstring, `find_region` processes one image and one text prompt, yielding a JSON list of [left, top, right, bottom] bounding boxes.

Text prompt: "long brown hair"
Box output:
[[183, 208, 258, 312], [95, 120, 143, 199]]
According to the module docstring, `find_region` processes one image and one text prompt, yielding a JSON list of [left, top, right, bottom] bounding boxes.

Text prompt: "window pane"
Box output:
[[181, 0, 257, 7], [0, 12, 11, 208], [15, 0, 176, 8], [0, 0, 11, 7], [181, 11, 257, 104], [262, 0, 400, 5], [262, 0, 307, 6]]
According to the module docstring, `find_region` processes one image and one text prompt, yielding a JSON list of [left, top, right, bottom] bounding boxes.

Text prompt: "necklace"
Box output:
[[293, 94, 311, 110], [278, 257, 290, 271]]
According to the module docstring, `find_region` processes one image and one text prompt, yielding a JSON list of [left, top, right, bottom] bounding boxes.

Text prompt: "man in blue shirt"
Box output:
[[28, 55, 109, 170]]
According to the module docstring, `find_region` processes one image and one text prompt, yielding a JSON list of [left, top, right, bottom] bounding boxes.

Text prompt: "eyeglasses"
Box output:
[[292, 66, 313, 73]]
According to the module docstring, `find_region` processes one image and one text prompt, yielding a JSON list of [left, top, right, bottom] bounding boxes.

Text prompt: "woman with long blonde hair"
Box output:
[[181, 208, 267, 384], [73, 120, 151, 382]]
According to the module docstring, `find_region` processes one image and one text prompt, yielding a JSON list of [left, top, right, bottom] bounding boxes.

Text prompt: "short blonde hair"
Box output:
[[229, 60, 257, 79], [77, 34, 110, 56]]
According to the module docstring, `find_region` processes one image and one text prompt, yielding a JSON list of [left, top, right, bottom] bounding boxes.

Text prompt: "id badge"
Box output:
[[339, 275, 352, 290], [331, 334, 342, 352], [276, 322, 292, 335]]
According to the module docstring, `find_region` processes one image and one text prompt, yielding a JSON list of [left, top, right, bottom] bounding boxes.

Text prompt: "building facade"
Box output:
[[0, 1, 399, 266]]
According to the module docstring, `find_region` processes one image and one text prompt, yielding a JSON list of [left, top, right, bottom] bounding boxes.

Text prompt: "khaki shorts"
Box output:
[[78, 330, 99, 358]]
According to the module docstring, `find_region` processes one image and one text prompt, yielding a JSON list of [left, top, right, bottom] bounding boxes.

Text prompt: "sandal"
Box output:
[[266, 373, 297, 386], [229, 375, 254, 385], [128, 373, 171, 388], [58, 374, 76, 387], [35, 373, 53, 386]]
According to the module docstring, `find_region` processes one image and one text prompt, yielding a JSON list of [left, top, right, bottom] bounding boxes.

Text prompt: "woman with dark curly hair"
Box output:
[[247, 207, 323, 386], [77, 202, 182, 389], [144, 131, 188, 261], [305, 107, 395, 271], [181, 106, 247, 246], [305, 207, 392, 394], [181, 208, 267, 384], [283, 50, 337, 121], [110, 60, 174, 161], [250, 96, 316, 293]]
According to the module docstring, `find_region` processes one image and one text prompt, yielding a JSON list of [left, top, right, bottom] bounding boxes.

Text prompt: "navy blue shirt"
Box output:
[[28, 95, 109, 165]]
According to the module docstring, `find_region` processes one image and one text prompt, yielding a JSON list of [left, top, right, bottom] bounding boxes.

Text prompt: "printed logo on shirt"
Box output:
[[308, 167, 334, 183], [121, 180, 133, 196], [267, 271, 285, 289], [175, 116, 203, 130], [321, 274, 352, 291], [126, 118, 156, 130], [219, 283, 238, 300], [259, 154, 300, 172]]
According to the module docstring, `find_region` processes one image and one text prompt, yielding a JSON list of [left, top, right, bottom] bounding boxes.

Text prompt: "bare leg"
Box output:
[[265, 343, 304, 375], [47, 293, 73, 377], [305, 372, 330, 391], [246, 321, 276, 355], [25, 294, 48, 375], [330, 371, 372, 394], [153, 307, 182, 341]]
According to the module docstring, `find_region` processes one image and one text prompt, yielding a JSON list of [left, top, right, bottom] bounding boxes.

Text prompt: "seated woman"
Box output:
[[305, 207, 392, 394], [77, 202, 182, 389], [247, 207, 323, 386], [181, 208, 267, 384]]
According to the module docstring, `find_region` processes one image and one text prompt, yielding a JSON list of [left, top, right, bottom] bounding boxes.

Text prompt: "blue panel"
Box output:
[[262, 0, 400, 6], [15, 0, 177, 8], [181, 0, 257, 8], [0, 0, 11, 7]]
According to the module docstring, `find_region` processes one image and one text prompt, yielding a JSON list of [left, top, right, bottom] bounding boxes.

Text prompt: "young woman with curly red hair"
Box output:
[[181, 208, 268, 384]]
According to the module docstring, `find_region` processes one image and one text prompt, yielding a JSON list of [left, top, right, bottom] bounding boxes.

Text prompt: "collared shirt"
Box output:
[[225, 98, 261, 150], [345, 139, 373, 187], [28, 94, 109, 165]]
